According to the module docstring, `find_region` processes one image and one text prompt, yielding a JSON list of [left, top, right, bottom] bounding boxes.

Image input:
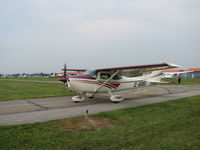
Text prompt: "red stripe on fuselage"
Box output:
[[110, 83, 120, 88], [73, 80, 114, 89], [72, 80, 121, 89]]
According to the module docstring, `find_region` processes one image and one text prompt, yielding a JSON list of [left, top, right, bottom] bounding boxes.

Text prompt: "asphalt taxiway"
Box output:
[[0, 85, 200, 125]]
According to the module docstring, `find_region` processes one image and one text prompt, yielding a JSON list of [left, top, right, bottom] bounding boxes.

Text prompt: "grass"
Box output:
[[0, 95, 200, 150], [0, 78, 199, 101], [0, 80, 75, 101], [164, 78, 200, 85], [0, 77, 60, 81], [3, 77, 200, 84]]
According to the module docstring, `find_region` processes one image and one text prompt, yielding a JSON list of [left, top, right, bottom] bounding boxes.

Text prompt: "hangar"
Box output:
[[163, 68, 200, 78]]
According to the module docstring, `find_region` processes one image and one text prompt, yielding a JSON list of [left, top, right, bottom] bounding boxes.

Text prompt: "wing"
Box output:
[[96, 62, 180, 77]]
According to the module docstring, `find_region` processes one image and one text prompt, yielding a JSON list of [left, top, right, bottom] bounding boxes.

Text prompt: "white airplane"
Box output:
[[60, 62, 180, 103], [162, 70, 191, 79]]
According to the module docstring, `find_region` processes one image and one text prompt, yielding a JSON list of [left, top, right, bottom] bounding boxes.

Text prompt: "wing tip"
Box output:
[[167, 62, 182, 68]]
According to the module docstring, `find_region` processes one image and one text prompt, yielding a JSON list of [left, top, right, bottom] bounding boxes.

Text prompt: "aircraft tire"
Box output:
[[112, 101, 119, 103]]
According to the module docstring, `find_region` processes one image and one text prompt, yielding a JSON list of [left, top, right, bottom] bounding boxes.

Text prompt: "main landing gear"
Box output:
[[110, 95, 124, 103], [108, 91, 124, 103], [72, 95, 85, 103], [72, 92, 124, 103]]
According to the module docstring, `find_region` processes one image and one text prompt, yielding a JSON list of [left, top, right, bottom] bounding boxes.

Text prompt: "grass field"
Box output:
[[0, 77, 60, 81], [0, 95, 200, 150], [164, 78, 200, 85], [0, 78, 199, 101], [2, 77, 200, 84], [0, 80, 75, 101]]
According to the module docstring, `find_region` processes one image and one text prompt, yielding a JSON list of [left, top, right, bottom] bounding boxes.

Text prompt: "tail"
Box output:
[[147, 70, 164, 83]]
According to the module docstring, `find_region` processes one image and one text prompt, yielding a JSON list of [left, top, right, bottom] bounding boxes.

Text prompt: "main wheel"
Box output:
[[72, 95, 84, 103], [112, 101, 119, 103]]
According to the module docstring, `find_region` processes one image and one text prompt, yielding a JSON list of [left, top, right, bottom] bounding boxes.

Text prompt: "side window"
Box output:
[[91, 71, 97, 79], [112, 75, 122, 80], [100, 73, 111, 80], [92, 73, 97, 79]]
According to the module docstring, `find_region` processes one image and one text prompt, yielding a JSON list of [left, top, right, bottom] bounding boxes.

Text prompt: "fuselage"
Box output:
[[67, 73, 152, 94]]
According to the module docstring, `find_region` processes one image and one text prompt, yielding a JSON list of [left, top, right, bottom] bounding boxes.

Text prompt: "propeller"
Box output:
[[63, 63, 67, 78], [60, 63, 69, 86]]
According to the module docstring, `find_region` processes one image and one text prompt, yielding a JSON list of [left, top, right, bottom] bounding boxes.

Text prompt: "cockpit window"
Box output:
[[84, 70, 97, 78], [100, 73, 122, 80], [113, 75, 122, 80], [100, 73, 111, 80]]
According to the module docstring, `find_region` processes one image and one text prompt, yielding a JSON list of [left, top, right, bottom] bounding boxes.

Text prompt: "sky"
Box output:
[[0, 0, 200, 74]]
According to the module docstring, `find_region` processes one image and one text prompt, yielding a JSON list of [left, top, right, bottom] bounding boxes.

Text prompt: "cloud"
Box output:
[[75, 19, 138, 38], [0, 0, 200, 73]]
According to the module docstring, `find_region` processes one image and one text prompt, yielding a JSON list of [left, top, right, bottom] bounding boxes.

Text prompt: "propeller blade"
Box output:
[[64, 63, 67, 78], [59, 63, 69, 85]]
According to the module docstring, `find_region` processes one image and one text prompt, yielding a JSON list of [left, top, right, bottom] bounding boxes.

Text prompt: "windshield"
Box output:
[[83, 70, 97, 78]]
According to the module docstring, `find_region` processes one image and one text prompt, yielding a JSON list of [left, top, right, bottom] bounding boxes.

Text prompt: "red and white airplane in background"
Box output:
[[60, 62, 180, 103]]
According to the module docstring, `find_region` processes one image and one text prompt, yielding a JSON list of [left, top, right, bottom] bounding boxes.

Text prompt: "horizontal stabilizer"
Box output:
[[147, 70, 163, 83]]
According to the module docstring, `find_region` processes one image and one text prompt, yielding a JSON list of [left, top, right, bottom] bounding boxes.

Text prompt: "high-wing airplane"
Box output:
[[60, 62, 180, 103]]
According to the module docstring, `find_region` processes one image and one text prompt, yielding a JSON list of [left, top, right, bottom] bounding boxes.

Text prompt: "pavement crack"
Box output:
[[25, 100, 49, 110]]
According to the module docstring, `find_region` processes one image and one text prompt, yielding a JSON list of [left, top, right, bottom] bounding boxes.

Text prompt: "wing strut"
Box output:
[[93, 70, 120, 94]]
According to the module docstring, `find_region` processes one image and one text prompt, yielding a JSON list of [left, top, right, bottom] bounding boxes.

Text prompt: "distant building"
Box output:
[[54, 72, 83, 78], [163, 68, 200, 78], [183, 68, 200, 78], [30, 73, 50, 78], [11, 73, 21, 78], [162, 70, 184, 78]]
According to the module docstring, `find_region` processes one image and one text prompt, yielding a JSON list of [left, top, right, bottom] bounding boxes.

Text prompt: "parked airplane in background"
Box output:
[[162, 70, 191, 78], [60, 62, 180, 103]]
